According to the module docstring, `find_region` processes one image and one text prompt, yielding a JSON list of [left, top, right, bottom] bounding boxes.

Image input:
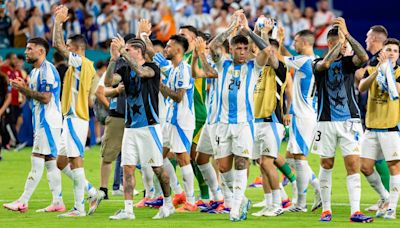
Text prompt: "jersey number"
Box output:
[[228, 79, 241, 91], [315, 131, 322, 142]]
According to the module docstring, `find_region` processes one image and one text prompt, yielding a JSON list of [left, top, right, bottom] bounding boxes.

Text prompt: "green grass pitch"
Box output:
[[0, 143, 399, 227]]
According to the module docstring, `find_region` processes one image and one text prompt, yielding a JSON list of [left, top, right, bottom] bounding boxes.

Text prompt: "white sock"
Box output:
[[141, 165, 154, 198], [125, 200, 133, 214], [220, 169, 234, 208], [308, 165, 320, 194], [279, 182, 288, 200], [163, 196, 172, 207], [295, 160, 310, 208], [272, 189, 281, 208], [232, 169, 247, 213], [346, 173, 361, 214], [198, 163, 223, 201], [319, 166, 332, 212], [72, 168, 86, 212], [366, 171, 389, 200], [388, 175, 400, 211], [45, 160, 63, 205], [287, 158, 295, 169], [163, 158, 182, 194], [291, 180, 298, 204], [19, 157, 45, 204], [181, 164, 195, 204], [153, 175, 163, 197], [64, 164, 96, 197], [265, 193, 272, 208], [62, 164, 74, 180]]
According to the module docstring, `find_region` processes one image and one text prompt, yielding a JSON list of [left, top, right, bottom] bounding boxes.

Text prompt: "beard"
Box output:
[[26, 57, 37, 64]]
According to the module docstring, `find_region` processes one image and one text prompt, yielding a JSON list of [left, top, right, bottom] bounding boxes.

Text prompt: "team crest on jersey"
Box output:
[[234, 70, 240, 77]]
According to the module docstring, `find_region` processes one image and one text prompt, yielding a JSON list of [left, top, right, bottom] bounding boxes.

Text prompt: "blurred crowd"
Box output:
[[0, 0, 337, 50]]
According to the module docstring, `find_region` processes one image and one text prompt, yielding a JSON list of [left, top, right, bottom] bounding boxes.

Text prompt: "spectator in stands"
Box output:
[[0, 53, 25, 148], [64, 8, 81, 39], [154, 3, 175, 43], [97, 2, 118, 49], [291, 8, 309, 39], [0, 5, 11, 48], [82, 14, 98, 49], [53, 51, 68, 100], [213, 5, 230, 36], [0, 66, 11, 160], [277, 1, 293, 46], [313, 0, 335, 49], [187, 0, 212, 33], [174, 3, 187, 31], [70, 0, 85, 26], [15, 0, 50, 15], [12, 7, 28, 48], [43, 13, 53, 43], [28, 7, 45, 39], [210, 0, 224, 20], [304, 6, 315, 31], [86, 0, 101, 18]]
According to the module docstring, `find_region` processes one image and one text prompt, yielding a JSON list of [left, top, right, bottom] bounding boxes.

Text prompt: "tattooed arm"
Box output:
[[53, 6, 69, 59], [138, 19, 156, 59], [194, 37, 218, 78], [159, 84, 186, 103], [314, 41, 344, 71], [120, 49, 155, 78], [10, 78, 51, 104]]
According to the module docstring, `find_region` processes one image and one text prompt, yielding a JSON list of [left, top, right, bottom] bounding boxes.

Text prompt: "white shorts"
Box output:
[[311, 120, 362, 158], [287, 116, 316, 156], [361, 130, 400, 161], [58, 117, 88, 158], [253, 121, 285, 159], [197, 123, 218, 155], [32, 127, 61, 157], [121, 125, 164, 166], [162, 123, 193, 153], [215, 122, 254, 159]]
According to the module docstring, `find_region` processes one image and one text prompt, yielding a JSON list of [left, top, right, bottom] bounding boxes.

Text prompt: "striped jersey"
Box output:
[[165, 60, 195, 130], [215, 57, 263, 124], [284, 55, 317, 118], [29, 60, 62, 131]]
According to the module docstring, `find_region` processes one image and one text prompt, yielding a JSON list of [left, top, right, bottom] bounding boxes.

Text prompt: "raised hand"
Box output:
[[112, 34, 126, 54], [194, 37, 206, 54], [54, 5, 69, 24], [10, 77, 26, 91], [277, 25, 285, 42], [377, 51, 388, 67], [138, 19, 152, 36], [333, 17, 349, 36]]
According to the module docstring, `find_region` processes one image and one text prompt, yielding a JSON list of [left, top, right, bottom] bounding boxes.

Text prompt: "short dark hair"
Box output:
[[269, 39, 280, 48], [53, 51, 64, 63], [180, 25, 198, 37], [68, 34, 87, 50], [370, 25, 388, 38], [17, 54, 25, 60], [383, 38, 400, 48], [96, 60, 106, 69], [327, 27, 339, 39], [295, 29, 315, 46], [5, 52, 16, 60], [151, 39, 165, 48], [230, 35, 249, 46], [197, 31, 212, 42], [124, 33, 136, 43], [170, 35, 189, 53], [27, 37, 49, 54]]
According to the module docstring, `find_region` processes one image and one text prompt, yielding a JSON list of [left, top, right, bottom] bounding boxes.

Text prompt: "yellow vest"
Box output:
[[254, 66, 288, 118], [366, 65, 400, 129], [61, 56, 95, 121]]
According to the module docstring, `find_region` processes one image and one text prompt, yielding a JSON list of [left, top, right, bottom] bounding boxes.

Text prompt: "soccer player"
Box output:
[[278, 28, 321, 213], [356, 25, 391, 213], [252, 27, 291, 216], [191, 37, 225, 211], [154, 35, 197, 212], [52, 5, 103, 217], [3, 37, 65, 213], [105, 36, 174, 220], [208, 11, 269, 221], [359, 38, 400, 219], [179, 25, 210, 203], [313, 18, 373, 223]]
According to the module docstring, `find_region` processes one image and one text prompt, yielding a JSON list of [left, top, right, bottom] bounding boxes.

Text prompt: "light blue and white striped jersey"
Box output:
[[215, 57, 263, 124], [15, 0, 52, 14], [96, 13, 118, 43], [284, 55, 317, 118], [29, 60, 62, 132], [165, 61, 195, 130], [205, 60, 219, 125]]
